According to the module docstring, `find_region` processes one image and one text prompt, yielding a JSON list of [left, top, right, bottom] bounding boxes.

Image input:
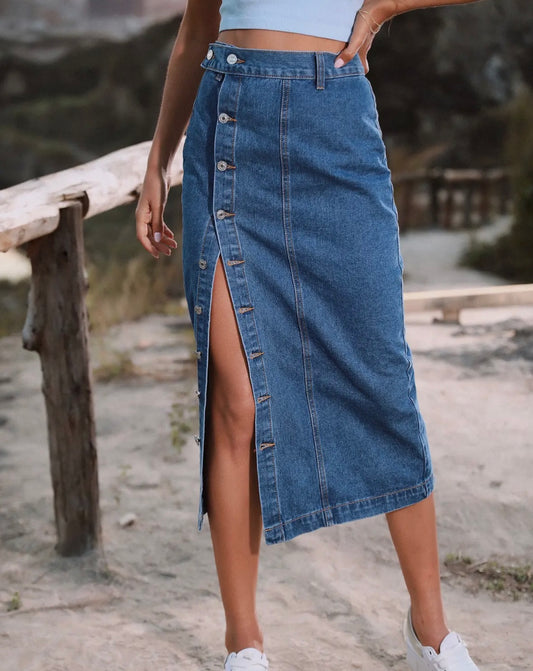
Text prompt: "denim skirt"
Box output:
[[181, 40, 434, 545]]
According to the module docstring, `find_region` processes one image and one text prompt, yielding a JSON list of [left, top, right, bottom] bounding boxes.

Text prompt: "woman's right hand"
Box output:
[[135, 165, 178, 259]]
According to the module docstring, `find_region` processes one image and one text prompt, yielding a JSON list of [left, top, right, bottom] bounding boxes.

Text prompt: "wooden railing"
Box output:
[[394, 167, 511, 230], [0, 139, 184, 556], [404, 284, 533, 323], [0, 145, 530, 556]]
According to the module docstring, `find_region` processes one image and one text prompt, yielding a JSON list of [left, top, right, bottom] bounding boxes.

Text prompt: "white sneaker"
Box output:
[[404, 606, 480, 670], [224, 647, 269, 671]]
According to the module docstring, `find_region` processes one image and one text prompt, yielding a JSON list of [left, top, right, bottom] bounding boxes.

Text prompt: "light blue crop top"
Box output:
[[218, 0, 365, 43]]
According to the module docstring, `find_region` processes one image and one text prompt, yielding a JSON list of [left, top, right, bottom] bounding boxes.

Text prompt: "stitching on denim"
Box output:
[[315, 52, 325, 90], [202, 65, 364, 80], [279, 77, 331, 517], [197, 245, 222, 525], [229, 81, 242, 216], [221, 74, 282, 531], [267, 440, 284, 536], [264, 473, 434, 531], [379, 91, 431, 477], [364, 75, 431, 480], [193, 216, 214, 339], [233, 79, 282, 531]]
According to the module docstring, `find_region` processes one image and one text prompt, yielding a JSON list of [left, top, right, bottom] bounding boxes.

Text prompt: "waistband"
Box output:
[[201, 40, 365, 89]]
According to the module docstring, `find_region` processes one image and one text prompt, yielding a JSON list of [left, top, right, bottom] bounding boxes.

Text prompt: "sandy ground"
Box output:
[[1, 220, 532, 670]]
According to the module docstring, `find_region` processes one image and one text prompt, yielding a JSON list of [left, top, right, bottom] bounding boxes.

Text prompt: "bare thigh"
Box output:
[[204, 255, 256, 494]]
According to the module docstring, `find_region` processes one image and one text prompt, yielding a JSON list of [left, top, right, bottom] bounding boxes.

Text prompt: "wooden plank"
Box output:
[[393, 168, 509, 185], [0, 205, 60, 253], [22, 202, 101, 556], [0, 137, 185, 252], [404, 284, 533, 313]]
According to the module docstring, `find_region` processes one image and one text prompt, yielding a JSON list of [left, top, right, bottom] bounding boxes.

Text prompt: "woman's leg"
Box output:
[[385, 492, 450, 653], [204, 255, 264, 654]]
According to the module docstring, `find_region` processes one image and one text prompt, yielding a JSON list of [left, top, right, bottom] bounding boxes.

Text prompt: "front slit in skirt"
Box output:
[[181, 40, 435, 545]]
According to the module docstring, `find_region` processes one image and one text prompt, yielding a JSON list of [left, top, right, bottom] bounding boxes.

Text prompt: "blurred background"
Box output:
[[0, 0, 532, 333], [1, 5, 532, 667]]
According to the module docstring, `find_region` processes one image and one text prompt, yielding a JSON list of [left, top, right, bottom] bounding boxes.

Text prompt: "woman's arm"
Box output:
[[335, 0, 484, 72], [136, 0, 221, 258]]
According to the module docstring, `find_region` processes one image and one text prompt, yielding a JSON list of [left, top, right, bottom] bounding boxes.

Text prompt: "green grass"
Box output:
[[444, 554, 533, 601], [92, 347, 137, 383], [6, 591, 21, 612], [459, 88, 533, 282], [168, 401, 193, 455], [0, 185, 185, 338], [84, 190, 184, 333]]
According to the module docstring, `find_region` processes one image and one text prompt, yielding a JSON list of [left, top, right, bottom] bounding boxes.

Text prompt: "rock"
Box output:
[[119, 512, 137, 528]]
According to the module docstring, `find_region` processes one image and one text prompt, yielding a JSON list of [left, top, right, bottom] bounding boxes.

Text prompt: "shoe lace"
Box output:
[[433, 639, 473, 671]]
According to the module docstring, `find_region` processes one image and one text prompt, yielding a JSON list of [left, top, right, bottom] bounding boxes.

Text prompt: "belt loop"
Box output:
[[315, 52, 325, 90]]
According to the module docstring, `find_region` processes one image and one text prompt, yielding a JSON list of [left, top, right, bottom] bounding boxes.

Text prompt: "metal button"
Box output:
[[218, 112, 230, 123], [216, 209, 228, 220], [194, 305, 202, 314], [196, 350, 202, 359], [217, 160, 228, 171], [226, 53, 238, 64], [206, 48, 214, 59], [198, 258, 207, 269], [193, 434, 200, 445]]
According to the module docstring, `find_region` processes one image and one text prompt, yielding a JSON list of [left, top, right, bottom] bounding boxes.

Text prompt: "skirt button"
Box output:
[[194, 305, 203, 314], [218, 112, 230, 123], [217, 160, 228, 171], [198, 258, 207, 269], [226, 53, 238, 64]]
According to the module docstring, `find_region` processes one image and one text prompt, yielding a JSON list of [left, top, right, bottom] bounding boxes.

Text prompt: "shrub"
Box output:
[[460, 88, 533, 281]]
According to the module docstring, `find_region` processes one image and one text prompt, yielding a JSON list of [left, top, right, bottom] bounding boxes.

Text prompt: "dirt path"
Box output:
[[1, 223, 532, 670]]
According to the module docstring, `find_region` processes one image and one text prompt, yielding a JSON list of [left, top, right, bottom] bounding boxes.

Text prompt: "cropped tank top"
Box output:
[[218, 0, 365, 43]]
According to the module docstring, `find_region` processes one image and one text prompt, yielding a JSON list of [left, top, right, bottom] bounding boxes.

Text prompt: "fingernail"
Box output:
[[334, 57, 344, 68], [154, 232, 161, 242]]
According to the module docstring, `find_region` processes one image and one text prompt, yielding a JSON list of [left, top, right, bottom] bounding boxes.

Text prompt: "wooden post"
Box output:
[[479, 173, 490, 223], [499, 174, 510, 215], [429, 171, 440, 228], [463, 184, 473, 228], [399, 179, 414, 232], [443, 184, 454, 229], [22, 202, 102, 556]]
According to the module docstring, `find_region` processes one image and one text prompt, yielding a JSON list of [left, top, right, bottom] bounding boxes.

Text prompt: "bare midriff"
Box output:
[[217, 29, 347, 54]]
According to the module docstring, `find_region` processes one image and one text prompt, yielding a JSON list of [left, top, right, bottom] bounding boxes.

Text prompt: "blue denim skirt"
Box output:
[[181, 40, 434, 545]]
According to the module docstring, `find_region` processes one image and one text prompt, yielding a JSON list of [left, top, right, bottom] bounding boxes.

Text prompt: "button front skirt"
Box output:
[[181, 42, 434, 545]]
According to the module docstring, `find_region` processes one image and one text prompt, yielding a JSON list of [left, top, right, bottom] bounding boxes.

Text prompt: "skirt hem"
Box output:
[[262, 471, 435, 544], [196, 471, 435, 545]]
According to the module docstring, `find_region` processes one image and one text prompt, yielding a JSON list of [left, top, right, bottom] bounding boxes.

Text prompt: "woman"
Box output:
[[136, 1, 483, 669]]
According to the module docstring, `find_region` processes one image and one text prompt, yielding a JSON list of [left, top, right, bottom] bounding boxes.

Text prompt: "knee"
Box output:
[[207, 384, 256, 446]]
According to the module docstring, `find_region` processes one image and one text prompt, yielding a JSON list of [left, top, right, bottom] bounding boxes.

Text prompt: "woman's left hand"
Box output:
[[334, 0, 398, 73]]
